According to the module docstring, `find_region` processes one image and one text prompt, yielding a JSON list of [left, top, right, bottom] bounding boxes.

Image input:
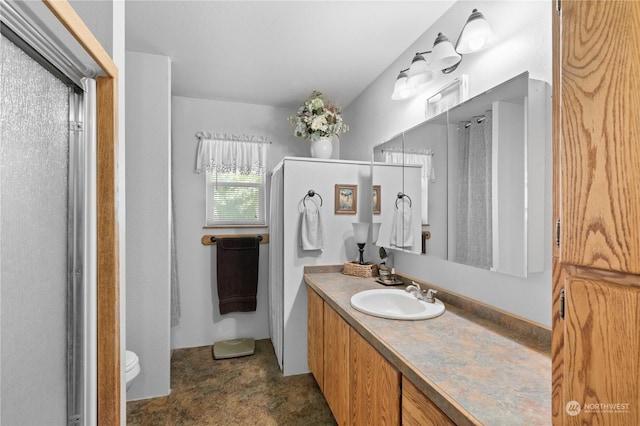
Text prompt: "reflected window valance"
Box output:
[[383, 149, 434, 225], [383, 150, 435, 182], [194, 132, 270, 175]]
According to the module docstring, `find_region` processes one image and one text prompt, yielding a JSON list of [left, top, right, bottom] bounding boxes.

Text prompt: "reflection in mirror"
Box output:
[[372, 71, 549, 278], [446, 72, 547, 277], [402, 117, 448, 259], [373, 114, 449, 258], [372, 133, 425, 256]]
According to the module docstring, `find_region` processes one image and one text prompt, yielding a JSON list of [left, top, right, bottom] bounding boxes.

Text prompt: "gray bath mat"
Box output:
[[212, 338, 255, 359]]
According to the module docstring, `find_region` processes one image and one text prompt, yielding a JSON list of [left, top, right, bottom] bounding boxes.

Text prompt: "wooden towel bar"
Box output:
[[201, 234, 270, 246]]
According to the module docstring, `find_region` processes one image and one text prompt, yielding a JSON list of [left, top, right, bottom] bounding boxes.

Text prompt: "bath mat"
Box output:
[[213, 338, 255, 360]]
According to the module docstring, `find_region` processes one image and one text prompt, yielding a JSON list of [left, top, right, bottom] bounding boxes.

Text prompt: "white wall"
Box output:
[[342, 1, 552, 327], [171, 96, 308, 350], [281, 158, 373, 375], [112, 2, 127, 422], [125, 51, 172, 400]]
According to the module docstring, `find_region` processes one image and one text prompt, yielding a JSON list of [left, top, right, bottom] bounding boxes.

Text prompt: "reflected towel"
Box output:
[[216, 237, 259, 314], [390, 199, 413, 248], [299, 200, 324, 251]]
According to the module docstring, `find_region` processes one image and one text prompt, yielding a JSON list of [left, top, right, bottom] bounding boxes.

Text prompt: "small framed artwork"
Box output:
[[372, 185, 381, 215], [335, 184, 357, 214]]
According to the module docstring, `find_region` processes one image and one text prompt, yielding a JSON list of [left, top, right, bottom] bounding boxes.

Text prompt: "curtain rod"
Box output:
[[195, 131, 272, 144], [462, 115, 486, 128]]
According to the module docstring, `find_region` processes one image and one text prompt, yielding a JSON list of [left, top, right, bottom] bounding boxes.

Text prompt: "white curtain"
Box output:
[[268, 163, 285, 370], [455, 111, 493, 269], [194, 131, 268, 174], [383, 150, 434, 224], [170, 188, 181, 327]]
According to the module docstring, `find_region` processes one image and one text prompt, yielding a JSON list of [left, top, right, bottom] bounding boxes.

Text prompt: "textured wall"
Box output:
[[125, 51, 171, 400]]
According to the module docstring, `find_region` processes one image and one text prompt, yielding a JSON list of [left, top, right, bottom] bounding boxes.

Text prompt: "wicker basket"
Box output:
[[343, 261, 378, 278]]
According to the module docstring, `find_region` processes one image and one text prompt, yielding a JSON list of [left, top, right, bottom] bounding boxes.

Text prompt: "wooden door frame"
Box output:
[[43, 1, 121, 424]]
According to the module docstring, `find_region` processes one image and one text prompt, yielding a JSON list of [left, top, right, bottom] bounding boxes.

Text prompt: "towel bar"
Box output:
[[201, 234, 269, 245]]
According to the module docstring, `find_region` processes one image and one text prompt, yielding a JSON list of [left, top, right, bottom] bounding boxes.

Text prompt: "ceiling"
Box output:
[[125, 1, 455, 109]]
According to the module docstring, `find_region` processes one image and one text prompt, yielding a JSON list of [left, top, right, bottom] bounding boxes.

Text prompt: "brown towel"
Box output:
[[216, 237, 260, 314]]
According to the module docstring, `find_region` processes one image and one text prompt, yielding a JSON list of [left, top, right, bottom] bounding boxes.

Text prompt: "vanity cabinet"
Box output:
[[401, 377, 454, 426], [309, 287, 453, 426], [553, 1, 640, 424], [323, 301, 351, 426], [307, 288, 324, 390], [350, 329, 400, 425]]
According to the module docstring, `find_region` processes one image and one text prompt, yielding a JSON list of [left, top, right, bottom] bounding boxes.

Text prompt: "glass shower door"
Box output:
[[1, 32, 84, 425]]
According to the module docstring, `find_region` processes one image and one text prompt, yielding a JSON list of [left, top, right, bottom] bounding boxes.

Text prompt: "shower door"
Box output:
[[1, 30, 89, 425]]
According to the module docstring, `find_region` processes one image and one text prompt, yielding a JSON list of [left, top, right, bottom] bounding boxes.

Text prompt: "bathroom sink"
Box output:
[[350, 289, 445, 320]]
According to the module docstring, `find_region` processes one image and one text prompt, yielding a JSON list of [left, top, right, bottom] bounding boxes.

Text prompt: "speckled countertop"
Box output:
[[304, 271, 551, 426]]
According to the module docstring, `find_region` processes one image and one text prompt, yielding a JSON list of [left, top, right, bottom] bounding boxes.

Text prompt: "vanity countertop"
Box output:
[[304, 270, 551, 426]]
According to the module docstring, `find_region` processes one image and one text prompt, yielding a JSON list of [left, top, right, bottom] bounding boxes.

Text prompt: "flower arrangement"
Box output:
[[289, 90, 349, 141]]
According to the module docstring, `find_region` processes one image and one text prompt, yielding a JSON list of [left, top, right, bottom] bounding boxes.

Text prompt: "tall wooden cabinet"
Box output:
[[552, 1, 640, 424]]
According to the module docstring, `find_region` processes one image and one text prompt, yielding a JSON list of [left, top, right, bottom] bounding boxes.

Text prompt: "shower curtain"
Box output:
[[455, 111, 493, 269], [170, 190, 181, 326], [268, 162, 284, 369]]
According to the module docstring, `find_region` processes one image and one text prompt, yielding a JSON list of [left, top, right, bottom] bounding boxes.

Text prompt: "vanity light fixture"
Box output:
[[391, 68, 411, 101], [392, 8, 492, 100]]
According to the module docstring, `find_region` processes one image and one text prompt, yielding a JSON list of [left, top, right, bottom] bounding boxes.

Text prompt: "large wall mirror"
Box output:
[[372, 72, 550, 277]]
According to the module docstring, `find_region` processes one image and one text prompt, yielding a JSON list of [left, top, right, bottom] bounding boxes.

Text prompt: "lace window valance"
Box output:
[[194, 132, 270, 175]]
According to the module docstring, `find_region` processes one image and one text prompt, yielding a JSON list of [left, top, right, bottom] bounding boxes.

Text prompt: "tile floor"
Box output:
[[126, 339, 337, 425]]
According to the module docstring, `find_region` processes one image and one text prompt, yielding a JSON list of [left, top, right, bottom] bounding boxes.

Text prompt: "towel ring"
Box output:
[[396, 192, 412, 209], [303, 190, 323, 207]]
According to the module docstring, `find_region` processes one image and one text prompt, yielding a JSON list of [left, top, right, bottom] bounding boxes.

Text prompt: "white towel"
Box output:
[[299, 200, 324, 251], [390, 199, 413, 248]]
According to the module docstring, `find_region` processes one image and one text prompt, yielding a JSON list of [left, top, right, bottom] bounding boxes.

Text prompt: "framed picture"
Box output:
[[372, 185, 381, 215], [335, 184, 357, 214]]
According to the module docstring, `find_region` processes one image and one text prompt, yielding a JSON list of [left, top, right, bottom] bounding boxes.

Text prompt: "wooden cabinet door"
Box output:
[[553, 1, 640, 424], [562, 270, 640, 425], [350, 328, 400, 426], [324, 303, 350, 426], [558, 0, 640, 273], [308, 288, 324, 390], [401, 377, 454, 426]]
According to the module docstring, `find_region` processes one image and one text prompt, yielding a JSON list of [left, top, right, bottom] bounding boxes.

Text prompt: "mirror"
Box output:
[[372, 72, 549, 277], [372, 132, 424, 255]]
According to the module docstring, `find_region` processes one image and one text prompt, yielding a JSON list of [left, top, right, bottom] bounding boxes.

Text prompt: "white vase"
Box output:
[[310, 136, 333, 159]]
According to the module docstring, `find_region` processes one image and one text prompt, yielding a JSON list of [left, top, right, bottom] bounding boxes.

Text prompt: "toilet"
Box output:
[[125, 350, 141, 390]]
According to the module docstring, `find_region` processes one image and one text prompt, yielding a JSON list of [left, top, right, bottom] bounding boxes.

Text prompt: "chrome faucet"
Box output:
[[405, 282, 438, 303]]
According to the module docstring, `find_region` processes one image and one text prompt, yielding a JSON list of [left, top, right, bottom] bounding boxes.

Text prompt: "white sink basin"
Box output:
[[350, 289, 445, 320]]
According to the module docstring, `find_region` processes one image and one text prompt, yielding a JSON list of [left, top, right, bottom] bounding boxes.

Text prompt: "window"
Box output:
[[194, 132, 269, 226], [206, 168, 265, 225]]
